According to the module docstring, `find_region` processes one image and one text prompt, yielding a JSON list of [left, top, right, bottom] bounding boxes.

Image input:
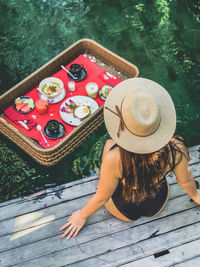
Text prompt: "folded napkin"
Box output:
[[98, 71, 122, 86], [4, 107, 37, 131]]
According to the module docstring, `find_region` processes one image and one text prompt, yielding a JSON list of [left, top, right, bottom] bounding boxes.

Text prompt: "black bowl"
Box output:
[[44, 120, 66, 139]]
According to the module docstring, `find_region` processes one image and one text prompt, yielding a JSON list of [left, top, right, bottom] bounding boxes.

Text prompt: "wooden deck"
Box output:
[[0, 144, 200, 267]]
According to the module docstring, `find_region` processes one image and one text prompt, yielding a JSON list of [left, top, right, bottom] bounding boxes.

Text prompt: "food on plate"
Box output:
[[74, 106, 90, 119], [77, 99, 92, 107], [100, 85, 113, 99], [60, 96, 99, 126], [15, 97, 35, 113], [42, 82, 62, 96], [38, 77, 64, 99], [61, 100, 78, 113], [61, 99, 91, 120]]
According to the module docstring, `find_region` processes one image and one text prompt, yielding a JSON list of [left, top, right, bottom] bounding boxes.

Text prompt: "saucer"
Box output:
[[44, 121, 66, 139], [67, 68, 87, 82], [39, 88, 66, 104]]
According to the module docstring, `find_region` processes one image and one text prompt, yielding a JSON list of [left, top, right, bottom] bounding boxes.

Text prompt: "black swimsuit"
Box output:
[[110, 144, 169, 221]]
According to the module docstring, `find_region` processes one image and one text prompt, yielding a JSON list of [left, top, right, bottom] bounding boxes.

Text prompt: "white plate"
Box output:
[[60, 95, 99, 126], [39, 88, 66, 104]]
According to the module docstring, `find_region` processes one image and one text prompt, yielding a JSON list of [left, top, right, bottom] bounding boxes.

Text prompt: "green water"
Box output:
[[0, 0, 200, 202]]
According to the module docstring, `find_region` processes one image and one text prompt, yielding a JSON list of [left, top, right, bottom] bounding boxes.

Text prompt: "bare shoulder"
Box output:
[[102, 146, 120, 164], [102, 146, 121, 177]]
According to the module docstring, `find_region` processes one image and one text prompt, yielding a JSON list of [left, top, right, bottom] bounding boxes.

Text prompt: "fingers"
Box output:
[[61, 224, 74, 239], [61, 225, 80, 239], [73, 227, 81, 238], [58, 221, 71, 231], [66, 227, 78, 240], [59, 210, 85, 239], [67, 215, 73, 221], [59, 223, 82, 239]]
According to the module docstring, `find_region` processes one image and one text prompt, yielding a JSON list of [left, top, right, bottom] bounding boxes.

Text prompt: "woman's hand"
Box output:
[[191, 189, 200, 205], [58, 210, 86, 239]]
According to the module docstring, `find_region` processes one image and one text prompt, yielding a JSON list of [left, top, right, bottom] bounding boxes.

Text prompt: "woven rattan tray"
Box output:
[[0, 39, 139, 165]]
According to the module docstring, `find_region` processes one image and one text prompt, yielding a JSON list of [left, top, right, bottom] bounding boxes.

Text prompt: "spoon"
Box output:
[[61, 65, 77, 80], [36, 125, 49, 146]]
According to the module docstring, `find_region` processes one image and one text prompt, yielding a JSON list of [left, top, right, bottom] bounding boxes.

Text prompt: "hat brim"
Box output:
[[104, 78, 176, 154]]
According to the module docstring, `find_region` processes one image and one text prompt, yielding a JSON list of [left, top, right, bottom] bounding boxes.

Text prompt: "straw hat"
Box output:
[[104, 77, 176, 154]]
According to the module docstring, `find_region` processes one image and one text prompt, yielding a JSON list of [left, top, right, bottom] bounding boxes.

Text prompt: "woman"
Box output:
[[59, 78, 200, 239]]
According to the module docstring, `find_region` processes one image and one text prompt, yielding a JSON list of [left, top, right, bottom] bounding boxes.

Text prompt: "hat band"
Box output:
[[105, 100, 161, 138], [105, 104, 125, 138]]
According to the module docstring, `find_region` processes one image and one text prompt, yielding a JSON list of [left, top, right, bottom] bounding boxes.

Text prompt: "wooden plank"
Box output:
[[120, 257, 163, 267], [169, 176, 200, 200], [0, 161, 199, 224], [166, 163, 200, 184], [0, 174, 198, 255], [188, 144, 200, 153], [0, 178, 99, 222], [120, 239, 200, 267], [0, 173, 199, 254], [0, 199, 199, 266], [1, 173, 199, 240], [188, 149, 200, 165], [0, 206, 112, 253], [174, 256, 200, 266], [0, 146, 198, 266], [0, 194, 102, 237], [80, 222, 200, 267], [10, 219, 200, 267], [0, 175, 99, 208], [151, 238, 200, 266]]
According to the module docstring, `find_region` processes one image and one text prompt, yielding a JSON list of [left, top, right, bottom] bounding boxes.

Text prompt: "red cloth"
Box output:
[[3, 55, 122, 148], [4, 108, 37, 130]]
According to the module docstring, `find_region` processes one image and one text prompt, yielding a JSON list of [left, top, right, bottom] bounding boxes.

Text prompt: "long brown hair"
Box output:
[[119, 135, 189, 202]]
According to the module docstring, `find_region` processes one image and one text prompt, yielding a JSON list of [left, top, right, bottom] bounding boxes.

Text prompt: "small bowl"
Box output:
[[38, 77, 64, 99], [46, 120, 60, 135], [44, 120, 66, 139]]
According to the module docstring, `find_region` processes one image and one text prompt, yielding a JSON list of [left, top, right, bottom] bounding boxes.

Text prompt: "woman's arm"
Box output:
[[59, 149, 120, 239], [80, 152, 120, 219], [173, 143, 200, 204]]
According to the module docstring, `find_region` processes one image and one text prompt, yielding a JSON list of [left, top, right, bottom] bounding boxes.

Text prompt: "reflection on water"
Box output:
[[0, 0, 199, 200]]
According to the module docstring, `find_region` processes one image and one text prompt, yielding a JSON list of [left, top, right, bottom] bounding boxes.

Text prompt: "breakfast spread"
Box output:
[[4, 54, 122, 150]]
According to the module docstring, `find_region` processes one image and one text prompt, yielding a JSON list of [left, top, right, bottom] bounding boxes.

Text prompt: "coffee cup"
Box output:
[[46, 120, 60, 135], [69, 64, 83, 78]]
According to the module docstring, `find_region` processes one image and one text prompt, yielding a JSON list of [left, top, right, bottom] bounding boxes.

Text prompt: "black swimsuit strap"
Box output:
[[110, 143, 119, 151]]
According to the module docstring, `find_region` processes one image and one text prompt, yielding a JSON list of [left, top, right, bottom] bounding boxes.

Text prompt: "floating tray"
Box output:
[[0, 39, 139, 166]]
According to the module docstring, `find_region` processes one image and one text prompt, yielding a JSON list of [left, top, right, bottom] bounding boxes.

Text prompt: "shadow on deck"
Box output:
[[0, 144, 200, 267]]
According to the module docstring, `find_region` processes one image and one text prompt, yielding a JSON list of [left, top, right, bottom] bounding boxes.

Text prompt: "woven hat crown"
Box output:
[[103, 78, 176, 154], [122, 88, 161, 137]]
